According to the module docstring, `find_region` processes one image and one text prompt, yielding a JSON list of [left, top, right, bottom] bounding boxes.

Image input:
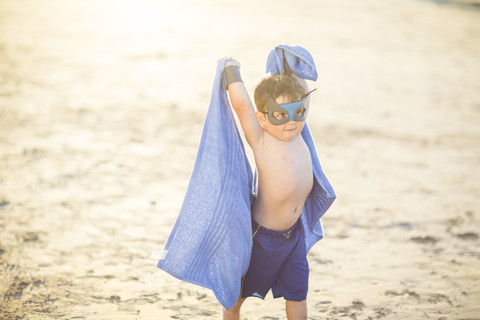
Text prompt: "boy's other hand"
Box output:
[[222, 57, 241, 69]]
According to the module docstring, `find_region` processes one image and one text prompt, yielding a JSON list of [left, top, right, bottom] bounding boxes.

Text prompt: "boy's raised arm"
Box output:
[[224, 60, 263, 147]]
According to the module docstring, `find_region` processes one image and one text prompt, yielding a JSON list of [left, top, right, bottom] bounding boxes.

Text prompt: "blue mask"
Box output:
[[263, 89, 316, 126]]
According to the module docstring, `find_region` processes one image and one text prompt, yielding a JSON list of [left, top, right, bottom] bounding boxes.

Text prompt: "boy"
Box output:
[[223, 58, 314, 320]]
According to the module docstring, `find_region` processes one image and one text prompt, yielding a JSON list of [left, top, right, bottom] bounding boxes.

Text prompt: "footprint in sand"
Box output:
[[0, 199, 9, 208], [410, 236, 439, 245], [455, 232, 479, 241]]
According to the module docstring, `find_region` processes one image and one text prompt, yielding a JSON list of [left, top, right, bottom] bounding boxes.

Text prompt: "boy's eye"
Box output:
[[272, 112, 288, 120], [295, 107, 306, 117]]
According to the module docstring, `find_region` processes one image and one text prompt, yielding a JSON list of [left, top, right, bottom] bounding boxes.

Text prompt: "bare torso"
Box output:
[[252, 131, 313, 231], [223, 61, 314, 231]]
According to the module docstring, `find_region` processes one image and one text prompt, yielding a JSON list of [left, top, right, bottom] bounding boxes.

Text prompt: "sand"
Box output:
[[1, 0, 479, 319]]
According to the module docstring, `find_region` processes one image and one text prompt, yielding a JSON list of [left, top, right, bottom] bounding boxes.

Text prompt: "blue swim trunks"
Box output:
[[241, 218, 309, 301]]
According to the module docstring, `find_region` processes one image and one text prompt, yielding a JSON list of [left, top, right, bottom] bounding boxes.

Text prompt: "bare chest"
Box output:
[[256, 136, 313, 200]]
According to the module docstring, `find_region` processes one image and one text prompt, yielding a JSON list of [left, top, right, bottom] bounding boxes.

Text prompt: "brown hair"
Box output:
[[254, 73, 307, 113]]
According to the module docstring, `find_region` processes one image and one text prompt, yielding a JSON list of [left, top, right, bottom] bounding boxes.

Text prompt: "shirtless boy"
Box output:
[[223, 59, 314, 320]]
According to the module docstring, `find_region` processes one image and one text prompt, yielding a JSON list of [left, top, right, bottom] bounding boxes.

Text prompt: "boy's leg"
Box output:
[[285, 300, 307, 320], [223, 297, 246, 320]]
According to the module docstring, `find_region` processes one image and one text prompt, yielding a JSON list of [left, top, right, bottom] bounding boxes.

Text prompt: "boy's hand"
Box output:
[[223, 58, 243, 89], [218, 57, 241, 69], [225, 58, 240, 69]]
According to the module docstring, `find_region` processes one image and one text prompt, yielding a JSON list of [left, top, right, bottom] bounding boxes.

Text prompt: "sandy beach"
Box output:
[[1, 0, 480, 319]]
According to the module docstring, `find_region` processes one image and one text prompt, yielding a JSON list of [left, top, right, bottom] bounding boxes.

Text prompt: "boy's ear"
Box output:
[[256, 112, 267, 128]]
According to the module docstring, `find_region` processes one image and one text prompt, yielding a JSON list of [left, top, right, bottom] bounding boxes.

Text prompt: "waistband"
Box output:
[[252, 218, 301, 239]]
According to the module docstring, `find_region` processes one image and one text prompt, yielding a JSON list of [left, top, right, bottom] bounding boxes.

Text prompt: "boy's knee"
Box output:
[[285, 300, 307, 320], [223, 308, 239, 320], [223, 297, 245, 320]]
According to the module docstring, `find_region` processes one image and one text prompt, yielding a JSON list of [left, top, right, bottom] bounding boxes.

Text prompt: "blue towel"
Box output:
[[265, 44, 336, 252], [265, 44, 319, 81], [157, 45, 336, 310]]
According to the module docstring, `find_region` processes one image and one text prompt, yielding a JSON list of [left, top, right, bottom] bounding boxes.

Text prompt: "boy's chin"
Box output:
[[276, 132, 301, 142]]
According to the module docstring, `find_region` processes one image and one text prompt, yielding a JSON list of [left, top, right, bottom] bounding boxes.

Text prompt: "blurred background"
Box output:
[[1, 0, 479, 319]]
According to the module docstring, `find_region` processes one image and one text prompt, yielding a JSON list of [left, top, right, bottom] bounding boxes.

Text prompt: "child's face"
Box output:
[[264, 95, 307, 125], [257, 95, 307, 142]]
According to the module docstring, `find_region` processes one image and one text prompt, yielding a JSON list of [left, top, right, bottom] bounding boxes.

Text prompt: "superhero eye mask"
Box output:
[[263, 89, 316, 125]]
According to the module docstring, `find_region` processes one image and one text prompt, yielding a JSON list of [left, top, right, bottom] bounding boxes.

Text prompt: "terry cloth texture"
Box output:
[[157, 44, 336, 310]]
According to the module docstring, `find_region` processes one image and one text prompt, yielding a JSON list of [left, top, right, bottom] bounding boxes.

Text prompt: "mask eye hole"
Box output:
[[295, 107, 306, 117], [272, 111, 289, 120]]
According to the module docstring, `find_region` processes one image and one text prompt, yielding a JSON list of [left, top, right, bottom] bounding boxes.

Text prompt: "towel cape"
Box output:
[[157, 44, 336, 310]]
